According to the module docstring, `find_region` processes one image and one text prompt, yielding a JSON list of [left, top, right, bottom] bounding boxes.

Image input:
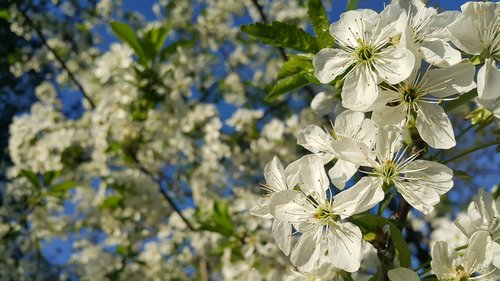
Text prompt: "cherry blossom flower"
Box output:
[[313, 4, 415, 111]]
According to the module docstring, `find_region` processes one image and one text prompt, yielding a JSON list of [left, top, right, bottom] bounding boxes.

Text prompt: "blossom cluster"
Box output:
[[252, 0, 499, 279]]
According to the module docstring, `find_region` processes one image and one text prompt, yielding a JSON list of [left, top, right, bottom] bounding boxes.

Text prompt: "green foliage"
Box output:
[[142, 25, 171, 59], [20, 170, 42, 189], [307, 0, 333, 49], [110, 22, 147, 62], [354, 214, 411, 268], [389, 223, 411, 268], [241, 21, 320, 54], [266, 55, 315, 101], [194, 200, 235, 237], [49, 181, 76, 198], [444, 89, 477, 112], [100, 195, 122, 210], [346, 0, 359, 11]]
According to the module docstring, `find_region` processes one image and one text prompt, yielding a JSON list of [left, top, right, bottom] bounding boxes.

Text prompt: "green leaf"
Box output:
[[20, 170, 42, 189], [43, 171, 60, 186], [241, 21, 320, 53], [453, 169, 472, 181], [389, 223, 411, 268], [0, 9, 10, 20], [346, 0, 359, 11], [277, 55, 314, 79], [110, 22, 147, 61], [307, 0, 333, 49], [159, 39, 194, 61], [352, 213, 391, 232], [194, 200, 235, 237], [49, 181, 76, 197], [266, 73, 309, 102], [444, 89, 477, 112], [142, 25, 171, 59], [100, 195, 122, 209]]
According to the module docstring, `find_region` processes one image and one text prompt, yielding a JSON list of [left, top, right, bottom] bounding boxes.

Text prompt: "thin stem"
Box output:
[[15, 3, 96, 109], [443, 140, 500, 164]]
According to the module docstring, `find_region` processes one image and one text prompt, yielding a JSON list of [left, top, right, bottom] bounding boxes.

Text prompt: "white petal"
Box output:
[[330, 9, 378, 48], [402, 159, 454, 195], [431, 241, 459, 280], [250, 199, 271, 218], [415, 103, 456, 149], [331, 176, 384, 218], [272, 219, 292, 256], [447, 14, 483, 55], [493, 242, 500, 269], [355, 119, 378, 149], [342, 64, 379, 111], [372, 104, 407, 128], [376, 125, 404, 162], [330, 138, 375, 167], [477, 59, 500, 100], [422, 60, 476, 98], [311, 92, 339, 116], [314, 48, 355, 84], [269, 190, 315, 223], [328, 159, 358, 190], [290, 228, 321, 268], [328, 221, 363, 272], [455, 211, 477, 238], [374, 47, 415, 84], [420, 39, 462, 67], [299, 155, 329, 200], [265, 156, 288, 192], [297, 125, 335, 154], [334, 110, 365, 139], [463, 231, 493, 274], [388, 268, 420, 281], [394, 179, 440, 214]]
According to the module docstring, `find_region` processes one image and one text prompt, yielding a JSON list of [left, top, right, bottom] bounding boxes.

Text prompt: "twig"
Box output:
[[15, 3, 96, 109]]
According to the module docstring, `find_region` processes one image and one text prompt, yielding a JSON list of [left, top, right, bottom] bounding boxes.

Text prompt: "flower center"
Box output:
[[400, 84, 420, 103], [314, 206, 338, 222], [377, 160, 399, 184], [355, 41, 376, 63]]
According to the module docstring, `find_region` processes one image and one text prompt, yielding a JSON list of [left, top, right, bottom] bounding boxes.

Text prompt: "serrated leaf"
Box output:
[[21, 170, 42, 189], [346, 0, 359, 11], [241, 21, 320, 53], [110, 22, 146, 61], [308, 0, 333, 49], [266, 73, 309, 102], [277, 55, 314, 79], [389, 223, 411, 268]]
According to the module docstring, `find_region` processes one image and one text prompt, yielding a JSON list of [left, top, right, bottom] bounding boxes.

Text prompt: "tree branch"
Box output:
[[15, 3, 96, 109]]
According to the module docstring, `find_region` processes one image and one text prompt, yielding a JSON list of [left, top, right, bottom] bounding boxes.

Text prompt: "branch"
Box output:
[[15, 3, 96, 109]]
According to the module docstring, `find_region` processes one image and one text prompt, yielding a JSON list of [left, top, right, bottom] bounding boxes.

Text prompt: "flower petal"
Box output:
[[342, 64, 379, 111], [372, 104, 407, 128], [431, 241, 460, 280], [272, 219, 292, 256], [299, 155, 329, 200], [477, 59, 500, 100], [331, 176, 384, 218], [334, 110, 365, 139], [265, 156, 288, 192], [314, 48, 354, 84], [328, 159, 358, 190], [328, 221, 363, 272], [290, 228, 322, 269], [269, 190, 315, 223], [402, 159, 454, 195], [463, 230, 493, 274], [394, 179, 440, 214], [373, 47, 415, 84], [422, 60, 476, 98], [330, 9, 378, 48], [330, 138, 376, 167], [420, 39, 462, 67], [297, 125, 335, 155], [415, 103, 456, 149], [388, 268, 420, 281]]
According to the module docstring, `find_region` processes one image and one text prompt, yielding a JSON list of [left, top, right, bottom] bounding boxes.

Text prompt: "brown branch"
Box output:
[[15, 3, 96, 109]]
